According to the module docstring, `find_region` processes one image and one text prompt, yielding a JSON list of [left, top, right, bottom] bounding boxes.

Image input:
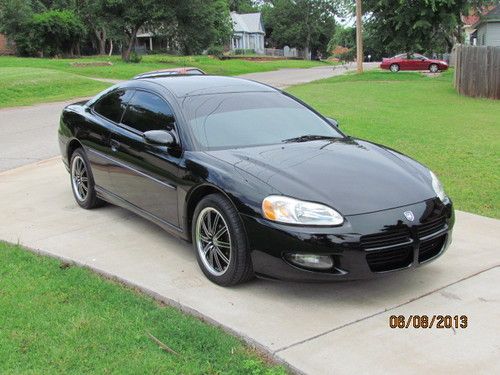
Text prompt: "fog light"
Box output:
[[285, 253, 333, 270]]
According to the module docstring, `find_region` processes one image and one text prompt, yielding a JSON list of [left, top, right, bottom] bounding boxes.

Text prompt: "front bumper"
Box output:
[[242, 198, 454, 282]]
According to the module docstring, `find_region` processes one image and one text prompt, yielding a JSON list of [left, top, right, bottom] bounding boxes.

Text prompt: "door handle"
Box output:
[[110, 139, 120, 152]]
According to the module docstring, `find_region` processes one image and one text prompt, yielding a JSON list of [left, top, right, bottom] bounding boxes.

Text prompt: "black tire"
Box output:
[[192, 193, 254, 286], [429, 63, 439, 73], [390, 63, 400, 72], [69, 148, 104, 209]]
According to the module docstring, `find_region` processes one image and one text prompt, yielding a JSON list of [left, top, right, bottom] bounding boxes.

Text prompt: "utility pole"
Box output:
[[356, 0, 364, 73]]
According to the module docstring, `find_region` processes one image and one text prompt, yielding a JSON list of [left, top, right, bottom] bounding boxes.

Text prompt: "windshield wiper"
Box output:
[[281, 135, 338, 143]]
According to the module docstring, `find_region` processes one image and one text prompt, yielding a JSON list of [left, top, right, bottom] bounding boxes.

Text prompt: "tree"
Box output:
[[327, 25, 355, 61], [263, 0, 337, 59], [74, 0, 110, 55], [102, 0, 175, 61], [0, 0, 37, 54], [174, 0, 232, 55], [229, 0, 258, 12], [30, 9, 85, 56], [328, 25, 356, 50], [362, 0, 493, 54]]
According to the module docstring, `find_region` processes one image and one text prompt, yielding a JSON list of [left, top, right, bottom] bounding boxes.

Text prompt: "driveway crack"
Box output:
[[273, 264, 499, 354]]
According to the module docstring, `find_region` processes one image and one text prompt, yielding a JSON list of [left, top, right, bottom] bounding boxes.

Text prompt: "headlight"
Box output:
[[262, 195, 344, 225], [430, 170, 447, 202]]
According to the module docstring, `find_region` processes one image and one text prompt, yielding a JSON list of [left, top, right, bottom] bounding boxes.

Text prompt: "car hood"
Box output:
[[207, 138, 436, 216]]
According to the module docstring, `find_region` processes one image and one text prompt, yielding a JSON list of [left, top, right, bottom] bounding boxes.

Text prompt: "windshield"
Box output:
[[182, 92, 342, 150]]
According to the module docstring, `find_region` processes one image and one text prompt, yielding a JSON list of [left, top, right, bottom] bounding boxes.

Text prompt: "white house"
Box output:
[[230, 12, 265, 53], [474, 5, 500, 47], [461, 5, 500, 46]]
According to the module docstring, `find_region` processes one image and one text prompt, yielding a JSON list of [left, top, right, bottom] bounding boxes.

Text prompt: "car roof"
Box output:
[[133, 67, 205, 80], [141, 75, 278, 98]]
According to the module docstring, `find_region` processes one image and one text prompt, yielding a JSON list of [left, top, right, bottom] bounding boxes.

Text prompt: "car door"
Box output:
[[107, 90, 181, 227], [398, 55, 411, 70], [87, 89, 134, 192], [413, 54, 428, 70]]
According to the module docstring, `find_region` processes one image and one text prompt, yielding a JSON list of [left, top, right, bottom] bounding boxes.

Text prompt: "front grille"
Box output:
[[366, 246, 413, 272], [419, 234, 446, 263], [362, 213, 448, 273], [361, 228, 411, 249], [417, 216, 447, 238]]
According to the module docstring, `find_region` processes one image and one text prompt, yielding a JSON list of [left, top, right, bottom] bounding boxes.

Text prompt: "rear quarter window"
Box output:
[[93, 90, 134, 123]]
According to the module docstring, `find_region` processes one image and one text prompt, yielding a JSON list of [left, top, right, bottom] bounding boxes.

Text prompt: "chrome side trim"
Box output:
[[87, 147, 176, 190]]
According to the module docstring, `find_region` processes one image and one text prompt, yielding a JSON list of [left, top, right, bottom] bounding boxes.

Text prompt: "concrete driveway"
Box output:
[[0, 159, 499, 374], [0, 63, 378, 172]]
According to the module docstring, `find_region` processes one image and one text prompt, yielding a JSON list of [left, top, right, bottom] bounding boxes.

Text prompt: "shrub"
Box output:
[[128, 51, 142, 63], [29, 10, 85, 57], [331, 45, 355, 62], [206, 45, 224, 58], [234, 48, 255, 55]]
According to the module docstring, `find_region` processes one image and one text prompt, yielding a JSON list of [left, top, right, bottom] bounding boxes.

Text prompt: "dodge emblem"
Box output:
[[404, 211, 415, 222]]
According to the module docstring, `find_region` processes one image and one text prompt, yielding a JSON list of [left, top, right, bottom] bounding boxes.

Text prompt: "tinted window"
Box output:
[[186, 69, 204, 75], [183, 92, 342, 150], [121, 91, 175, 133], [93, 90, 132, 123]]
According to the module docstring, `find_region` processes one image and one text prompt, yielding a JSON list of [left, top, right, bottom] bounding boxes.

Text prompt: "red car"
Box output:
[[380, 53, 448, 73]]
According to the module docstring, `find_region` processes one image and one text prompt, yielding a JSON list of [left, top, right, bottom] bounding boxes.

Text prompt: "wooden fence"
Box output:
[[454, 45, 500, 100]]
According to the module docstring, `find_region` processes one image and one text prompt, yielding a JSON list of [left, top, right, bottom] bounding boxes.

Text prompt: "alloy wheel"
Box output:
[[195, 207, 232, 276], [71, 155, 89, 202]]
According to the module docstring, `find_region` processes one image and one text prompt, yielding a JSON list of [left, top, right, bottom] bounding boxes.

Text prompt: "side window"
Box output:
[[121, 91, 175, 133], [93, 90, 133, 123]]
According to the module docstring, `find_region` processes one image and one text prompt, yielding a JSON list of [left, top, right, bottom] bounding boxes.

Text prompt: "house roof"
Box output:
[[461, 13, 480, 26], [473, 5, 500, 28], [230, 12, 264, 34]]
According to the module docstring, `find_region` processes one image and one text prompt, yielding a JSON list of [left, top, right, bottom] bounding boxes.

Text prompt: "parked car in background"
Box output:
[[380, 53, 448, 73], [133, 67, 205, 79]]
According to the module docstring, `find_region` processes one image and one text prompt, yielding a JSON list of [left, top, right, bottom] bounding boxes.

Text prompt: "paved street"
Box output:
[[0, 99, 82, 171], [239, 62, 378, 88], [0, 159, 498, 374], [0, 63, 378, 172]]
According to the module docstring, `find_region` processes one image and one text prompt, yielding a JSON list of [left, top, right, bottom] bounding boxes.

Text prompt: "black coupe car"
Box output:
[[58, 75, 454, 286]]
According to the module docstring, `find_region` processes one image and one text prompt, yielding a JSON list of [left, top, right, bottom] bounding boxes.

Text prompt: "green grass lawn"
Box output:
[[287, 70, 500, 218], [0, 54, 329, 108], [0, 242, 285, 374], [0, 67, 109, 108], [0, 54, 328, 80]]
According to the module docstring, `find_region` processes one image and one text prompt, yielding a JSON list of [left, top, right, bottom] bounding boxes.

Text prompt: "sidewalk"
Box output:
[[0, 159, 498, 374]]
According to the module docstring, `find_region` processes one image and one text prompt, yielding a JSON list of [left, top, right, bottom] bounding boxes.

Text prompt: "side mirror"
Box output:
[[143, 130, 176, 146], [326, 117, 339, 128]]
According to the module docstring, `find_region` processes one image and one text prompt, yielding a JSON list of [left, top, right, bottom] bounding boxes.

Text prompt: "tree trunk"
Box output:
[[98, 38, 106, 55], [122, 26, 140, 62], [95, 28, 107, 55], [108, 40, 114, 56], [304, 45, 310, 60], [304, 4, 311, 60], [304, 28, 310, 60]]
